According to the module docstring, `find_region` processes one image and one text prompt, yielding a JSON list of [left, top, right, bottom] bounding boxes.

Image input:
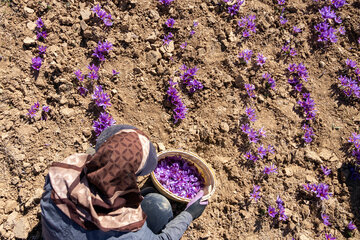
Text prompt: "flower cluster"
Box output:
[[303, 183, 332, 200], [159, 0, 174, 6], [225, 0, 245, 16], [93, 112, 116, 136], [256, 54, 266, 67], [262, 72, 276, 89], [91, 4, 113, 26], [287, 63, 309, 92], [92, 85, 111, 110], [268, 196, 287, 221], [163, 32, 174, 45], [32, 18, 47, 71], [27, 102, 50, 120], [348, 132, 360, 163], [238, 49, 253, 64], [36, 18, 47, 40], [167, 80, 188, 123], [154, 155, 205, 199], [314, 21, 338, 43], [237, 15, 257, 38], [244, 84, 256, 98], [338, 59, 360, 99], [250, 185, 261, 202], [321, 166, 331, 176], [241, 124, 266, 144], [347, 221, 356, 231], [281, 41, 297, 57], [297, 93, 317, 120], [302, 124, 314, 143], [331, 0, 347, 9], [245, 107, 256, 122], [92, 41, 113, 61], [179, 64, 203, 93], [319, 6, 341, 23]]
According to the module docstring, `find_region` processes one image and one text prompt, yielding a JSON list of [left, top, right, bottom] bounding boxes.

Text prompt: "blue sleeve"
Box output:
[[41, 175, 193, 240]]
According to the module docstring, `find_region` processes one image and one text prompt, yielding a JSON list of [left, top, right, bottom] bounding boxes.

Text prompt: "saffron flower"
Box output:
[[297, 93, 317, 120], [280, 15, 288, 25], [92, 85, 111, 109], [87, 64, 99, 80], [244, 150, 259, 162], [32, 57, 42, 71], [159, 0, 174, 6], [256, 54, 266, 66], [257, 145, 267, 159], [36, 31, 47, 40], [250, 185, 261, 202], [237, 15, 257, 37], [321, 166, 331, 176], [322, 213, 331, 226], [325, 233, 336, 240], [331, 0, 347, 9], [263, 164, 278, 175], [319, 6, 336, 21], [27, 102, 40, 118], [277, 0, 285, 5], [74, 70, 84, 82], [262, 72, 276, 89], [112, 69, 120, 75], [345, 59, 357, 68], [338, 26, 346, 35], [78, 86, 88, 96], [314, 22, 338, 43], [36, 18, 44, 29], [163, 32, 173, 45], [179, 64, 203, 93], [93, 112, 116, 137], [245, 107, 256, 122], [180, 42, 188, 49], [91, 4, 113, 26], [303, 183, 332, 200], [303, 124, 314, 143], [244, 84, 256, 98], [238, 49, 253, 64], [268, 206, 277, 218], [227, 0, 245, 16], [92, 41, 113, 61], [38, 45, 47, 55], [347, 221, 356, 230], [167, 80, 188, 123], [293, 26, 302, 33], [41, 105, 50, 120], [165, 18, 175, 28]]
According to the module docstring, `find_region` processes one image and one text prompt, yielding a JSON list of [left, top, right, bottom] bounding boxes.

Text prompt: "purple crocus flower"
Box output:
[[238, 49, 253, 64], [180, 42, 188, 49], [346, 59, 357, 68], [338, 26, 346, 35], [277, 0, 286, 5], [257, 145, 267, 159], [250, 185, 261, 202], [42, 105, 50, 113], [256, 54, 266, 66], [245, 107, 256, 122], [263, 164, 278, 175], [280, 16, 288, 25], [321, 213, 331, 226], [74, 70, 84, 82], [112, 69, 120, 75], [321, 166, 331, 176], [32, 57, 42, 71], [36, 18, 44, 29], [92, 85, 111, 109], [165, 18, 175, 28], [78, 86, 88, 96], [325, 233, 336, 240], [159, 0, 174, 6], [38, 45, 47, 55], [163, 32, 174, 45], [293, 26, 302, 33], [347, 221, 356, 230], [93, 112, 116, 137], [268, 206, 277, 218]]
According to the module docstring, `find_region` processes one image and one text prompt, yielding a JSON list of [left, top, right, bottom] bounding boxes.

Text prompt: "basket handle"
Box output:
[[202, 185, 212, 201]]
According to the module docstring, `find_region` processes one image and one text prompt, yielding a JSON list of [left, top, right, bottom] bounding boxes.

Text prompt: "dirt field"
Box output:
[[0, 0, 360, 239]]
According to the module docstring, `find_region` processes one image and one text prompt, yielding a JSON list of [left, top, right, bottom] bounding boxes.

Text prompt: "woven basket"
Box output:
[[150, 150, 216, 203]]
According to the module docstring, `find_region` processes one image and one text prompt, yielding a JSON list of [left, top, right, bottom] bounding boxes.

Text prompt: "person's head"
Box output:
[[93, 124, 158, 176]]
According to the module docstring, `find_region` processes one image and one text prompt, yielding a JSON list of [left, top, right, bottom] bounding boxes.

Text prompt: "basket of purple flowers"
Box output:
[[151, 150, 216, 203]]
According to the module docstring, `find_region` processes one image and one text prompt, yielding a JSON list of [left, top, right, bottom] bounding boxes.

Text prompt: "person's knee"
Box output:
[[142, 193, 172, 216]]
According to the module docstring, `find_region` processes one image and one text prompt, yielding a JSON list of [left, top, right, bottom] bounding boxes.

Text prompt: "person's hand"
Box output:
[[184, 190, 208, 220]]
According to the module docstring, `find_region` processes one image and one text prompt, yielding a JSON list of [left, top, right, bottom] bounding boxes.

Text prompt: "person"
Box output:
[[40, 124, 208, 240]]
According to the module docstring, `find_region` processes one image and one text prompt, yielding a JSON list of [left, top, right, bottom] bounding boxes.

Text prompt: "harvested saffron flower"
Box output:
[[32, 57, 42, 71], [154, 155, 205, 199], [165, 18, 175, 28]]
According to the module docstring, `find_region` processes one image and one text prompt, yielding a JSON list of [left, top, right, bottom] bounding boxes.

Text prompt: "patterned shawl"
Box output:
[[49, 129, 151, 232]]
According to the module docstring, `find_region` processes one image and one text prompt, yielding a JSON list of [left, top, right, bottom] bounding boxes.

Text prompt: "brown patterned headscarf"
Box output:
[[49, 128, 155, 232]]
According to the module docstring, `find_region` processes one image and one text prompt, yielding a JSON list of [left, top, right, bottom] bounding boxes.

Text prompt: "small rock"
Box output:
[[299, 234, 311, 240], [26, 21, 37, 31], [149, 10, 160, 21], [160, 41, 174, 53], [13, 218, 29, 239], [24, 7, 34, 14], [228, 31, 237, 42], [33, 188, 43, 201], [146, 31, 157, 43], [305, 174, 316, 183], [157, 143, 166, 152], [319, 148, 333, 161], [305, 149, 322, 164], [23, 37, 36, 46], [284, 167, 293, 177], [4, 200, 17, 214], [80, 8, 92, 21], [218, 156, 231, 164], [5, 211, 18, 229], [59, 16, 73, 25], [146, 50, 161, 66], [60, 107, 75, 117], [86, 147, 96, 155], [319, 61, 326, 68], [220, 122, 230, 132], [80, 20, 88, 31], [33, 163, 44, 174]]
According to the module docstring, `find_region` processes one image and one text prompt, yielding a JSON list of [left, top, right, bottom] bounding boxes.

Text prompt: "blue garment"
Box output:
[[40, 176, 193, 240]]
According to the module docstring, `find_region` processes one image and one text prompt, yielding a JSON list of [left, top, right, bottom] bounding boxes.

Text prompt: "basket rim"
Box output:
[[150, 149, 216, 203]]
